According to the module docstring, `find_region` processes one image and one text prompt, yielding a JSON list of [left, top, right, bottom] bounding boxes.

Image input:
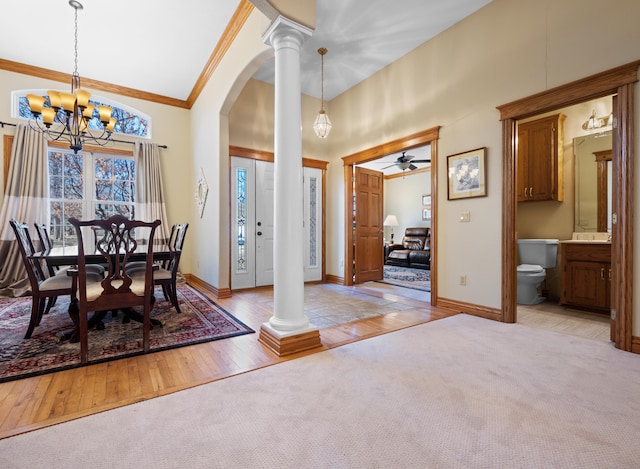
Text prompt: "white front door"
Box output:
[[255, 160, 275, 286], [231, 157, 323, 289]]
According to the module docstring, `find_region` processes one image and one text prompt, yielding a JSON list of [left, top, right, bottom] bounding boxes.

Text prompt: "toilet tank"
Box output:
[[517, 239, 559, 268]]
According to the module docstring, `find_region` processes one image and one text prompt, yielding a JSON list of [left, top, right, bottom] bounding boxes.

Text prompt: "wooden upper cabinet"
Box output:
[[517, 114, 565, 202]]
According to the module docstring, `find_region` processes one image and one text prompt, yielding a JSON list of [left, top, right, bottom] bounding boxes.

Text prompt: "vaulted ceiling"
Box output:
[[0, 0, 492, 102], [1, 0, 492, 174]]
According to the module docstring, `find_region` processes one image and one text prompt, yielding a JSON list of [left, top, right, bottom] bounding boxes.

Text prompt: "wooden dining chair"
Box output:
[[69, 215, 161, 363], [127, 222, 189, 313], [34, 222, 105, 278], [10, 219, 77, 339], [153, 222, 188, 312]]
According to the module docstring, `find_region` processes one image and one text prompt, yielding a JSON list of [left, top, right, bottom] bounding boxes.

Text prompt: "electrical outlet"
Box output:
[[460, 211, 470, 222], [459, 275, 467, 286]]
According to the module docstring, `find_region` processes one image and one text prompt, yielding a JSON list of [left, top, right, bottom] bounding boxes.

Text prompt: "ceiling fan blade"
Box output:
[[381, 164, 396, 170], [409, 164, 418, 171], [410, 159, 431, 163]]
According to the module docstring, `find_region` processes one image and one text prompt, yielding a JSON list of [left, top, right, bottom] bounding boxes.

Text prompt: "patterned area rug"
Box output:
[[0, 284, 254, 383], [380, 265, 431, 292]]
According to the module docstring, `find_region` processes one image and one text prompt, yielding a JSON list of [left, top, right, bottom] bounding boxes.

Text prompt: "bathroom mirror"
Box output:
[[573, 131, 612, 232]]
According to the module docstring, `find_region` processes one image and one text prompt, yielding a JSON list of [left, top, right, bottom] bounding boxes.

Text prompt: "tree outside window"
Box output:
[[48, 149, 136, 247]]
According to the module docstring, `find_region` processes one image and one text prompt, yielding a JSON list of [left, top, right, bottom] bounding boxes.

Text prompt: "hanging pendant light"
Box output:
[[313, 47, 332, 139], [25, 0, 116, 154]]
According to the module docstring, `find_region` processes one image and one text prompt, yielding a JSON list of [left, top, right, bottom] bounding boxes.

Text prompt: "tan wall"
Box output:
[[325, 0, 640, 315], [269, 0, 315, 29], [229, 77, 329, 161]]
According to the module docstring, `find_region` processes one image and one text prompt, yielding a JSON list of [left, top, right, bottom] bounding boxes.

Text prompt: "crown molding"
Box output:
[[186, 0, 254, 108], [0, 58, 189, 109]]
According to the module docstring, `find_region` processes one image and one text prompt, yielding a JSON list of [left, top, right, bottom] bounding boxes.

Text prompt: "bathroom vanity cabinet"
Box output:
[[560, 242, 611, 313], [517, 114, 565, 202]]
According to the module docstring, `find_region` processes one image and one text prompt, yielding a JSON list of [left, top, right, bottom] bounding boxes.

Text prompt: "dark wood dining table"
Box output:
[[29, 244, 174, 342], [30, 243, 173, 268]]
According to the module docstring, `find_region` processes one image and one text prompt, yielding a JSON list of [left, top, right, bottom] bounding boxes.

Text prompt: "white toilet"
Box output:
[[516, 239, 559, 305]]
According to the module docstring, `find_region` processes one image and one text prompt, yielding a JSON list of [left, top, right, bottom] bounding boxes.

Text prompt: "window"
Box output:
[[48, 149, 136, 247]]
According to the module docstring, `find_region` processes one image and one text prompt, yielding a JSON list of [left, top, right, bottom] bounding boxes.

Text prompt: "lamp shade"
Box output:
[[383, 215, 399, 227]]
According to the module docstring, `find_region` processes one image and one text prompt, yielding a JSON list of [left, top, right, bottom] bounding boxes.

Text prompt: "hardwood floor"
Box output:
[[0, 282, 452, 440], [1, 283, 610, 440]]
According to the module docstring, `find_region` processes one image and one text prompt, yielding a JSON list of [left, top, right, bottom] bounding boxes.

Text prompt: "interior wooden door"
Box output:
[[354, 166, 384, 283]]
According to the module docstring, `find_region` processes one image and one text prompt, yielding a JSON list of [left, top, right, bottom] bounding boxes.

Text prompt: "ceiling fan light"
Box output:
[[313, 109, 332, 138]]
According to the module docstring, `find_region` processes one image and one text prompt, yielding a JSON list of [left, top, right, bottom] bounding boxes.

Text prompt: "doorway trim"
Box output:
[[497, 60, 640, 352], [342, 126, 440, 305]]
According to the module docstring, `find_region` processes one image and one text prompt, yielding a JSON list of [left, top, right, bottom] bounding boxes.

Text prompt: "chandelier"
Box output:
[[26, 0, 115, 154], [313, 47, 332, 139]]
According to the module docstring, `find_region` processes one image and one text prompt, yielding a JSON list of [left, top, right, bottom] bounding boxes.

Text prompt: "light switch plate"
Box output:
[[460, 211, 470, 222]]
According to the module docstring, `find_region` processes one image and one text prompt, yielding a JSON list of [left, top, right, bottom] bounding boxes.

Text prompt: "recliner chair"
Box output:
[[385, 227, 431, 270]]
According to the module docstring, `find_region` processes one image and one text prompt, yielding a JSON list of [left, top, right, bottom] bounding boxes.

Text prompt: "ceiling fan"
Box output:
[[381, 151, 431, 171]]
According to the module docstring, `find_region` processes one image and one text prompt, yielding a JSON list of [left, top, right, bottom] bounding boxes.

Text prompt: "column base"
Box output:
[[258, 323, 323, 357]]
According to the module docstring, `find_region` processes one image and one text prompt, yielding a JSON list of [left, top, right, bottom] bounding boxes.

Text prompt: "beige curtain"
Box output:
[[0, 124, 48, 297], [134, 142, 170, 243]]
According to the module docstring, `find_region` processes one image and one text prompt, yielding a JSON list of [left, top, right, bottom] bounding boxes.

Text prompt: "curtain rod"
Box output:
[[0, 120, 168, 149]]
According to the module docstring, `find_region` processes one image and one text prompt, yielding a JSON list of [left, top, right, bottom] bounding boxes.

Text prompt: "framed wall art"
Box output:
[[447, 147, 487, 200]]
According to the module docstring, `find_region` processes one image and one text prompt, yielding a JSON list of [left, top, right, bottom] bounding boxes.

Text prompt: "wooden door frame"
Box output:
[[342, 126, 440, 305], [497, 60, 640, 352]]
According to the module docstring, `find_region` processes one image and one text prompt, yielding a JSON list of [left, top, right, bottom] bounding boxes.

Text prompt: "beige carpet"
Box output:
[[2, 314, 640, 468]]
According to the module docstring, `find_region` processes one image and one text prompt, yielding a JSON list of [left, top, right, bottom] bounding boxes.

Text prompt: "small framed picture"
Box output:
[[447, 147, 487, 200], [422, 208, 431, 221], [422, 195, 431, 206]]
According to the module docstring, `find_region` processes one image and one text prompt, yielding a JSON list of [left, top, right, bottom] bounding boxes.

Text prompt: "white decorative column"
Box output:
[[258, 16, 321, 356]]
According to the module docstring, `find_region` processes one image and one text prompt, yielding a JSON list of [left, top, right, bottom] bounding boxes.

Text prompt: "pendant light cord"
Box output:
[[318, 47, 328, 111]]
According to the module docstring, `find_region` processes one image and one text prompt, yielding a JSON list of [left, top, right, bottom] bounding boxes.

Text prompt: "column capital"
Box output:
[[262, 15, 313, 50]]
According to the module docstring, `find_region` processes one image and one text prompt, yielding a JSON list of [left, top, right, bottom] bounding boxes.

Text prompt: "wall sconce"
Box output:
[[582, 109, 612, 131]]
